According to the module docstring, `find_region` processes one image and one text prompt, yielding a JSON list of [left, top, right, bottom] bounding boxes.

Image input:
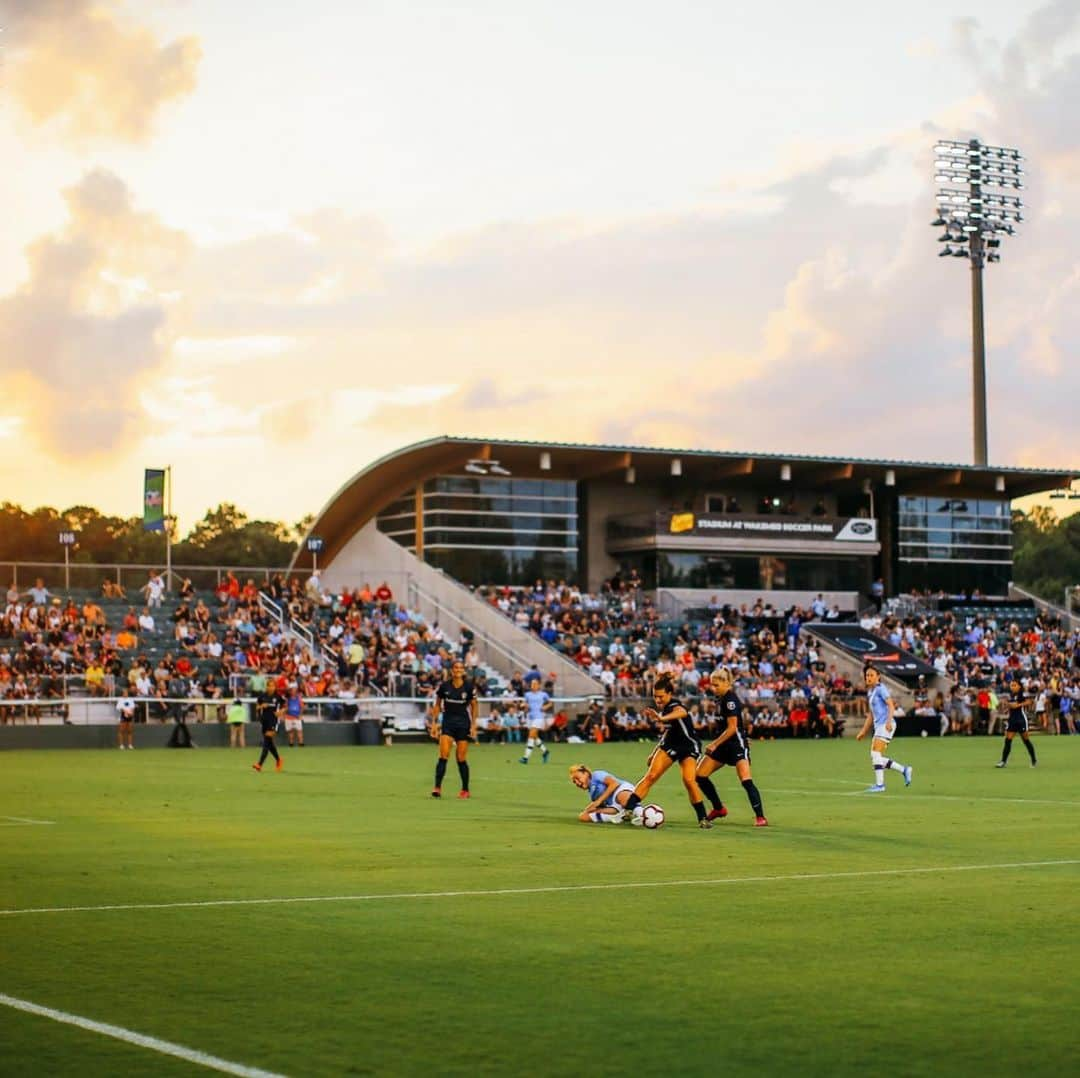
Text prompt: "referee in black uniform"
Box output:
[[252, 685, 283, 772], [996, 677, 1037, 768], [430, 660, 478, 799], [622, 673, 711, 828], [696, 668, 768, 825]]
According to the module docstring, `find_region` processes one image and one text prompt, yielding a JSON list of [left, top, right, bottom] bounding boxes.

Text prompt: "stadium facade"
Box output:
[[296, 437, 1075, 603]]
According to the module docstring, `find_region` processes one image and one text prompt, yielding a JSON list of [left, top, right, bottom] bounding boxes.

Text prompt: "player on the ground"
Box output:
[[996, 677, 1037, 768], [856, 665, 911, 792], [568, 763, 646, 824], [519, 682, 552, 764], [430, 660, 478, 799], [696, 668, 768, 826], [621, 673, 712, 828], [252, 685, 283, 773]]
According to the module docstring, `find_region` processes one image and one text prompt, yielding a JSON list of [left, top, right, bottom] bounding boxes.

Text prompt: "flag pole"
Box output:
[[166, 465, 173, 593]]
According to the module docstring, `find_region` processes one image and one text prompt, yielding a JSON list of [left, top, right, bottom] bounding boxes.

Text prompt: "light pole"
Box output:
[[932, 138, 1025, 467]]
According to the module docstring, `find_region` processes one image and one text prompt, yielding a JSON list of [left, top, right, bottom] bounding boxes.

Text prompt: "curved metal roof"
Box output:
[[291, 435, 1076, 571]]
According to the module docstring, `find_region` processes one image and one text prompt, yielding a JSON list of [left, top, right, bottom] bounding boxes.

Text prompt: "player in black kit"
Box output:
[[621, 673, 711, 828], [252, 686, 283, 773], [696, 668, 767, 825], [430, 660, 478, 799], [996, 677, 1037, 768]]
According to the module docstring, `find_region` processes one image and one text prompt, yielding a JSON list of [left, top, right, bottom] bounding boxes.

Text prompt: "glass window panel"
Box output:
[[425, 530, 579, 549]]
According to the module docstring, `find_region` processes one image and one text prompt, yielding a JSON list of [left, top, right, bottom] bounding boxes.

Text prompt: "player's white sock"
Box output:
[[524, 738, 536, 759], [594, 811, 622, 824], [886, 758, 906, 773], [871, 751, 886, 786]]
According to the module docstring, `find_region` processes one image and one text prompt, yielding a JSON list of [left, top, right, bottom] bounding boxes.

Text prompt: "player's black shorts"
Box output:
[[441, 717, 472, 741], [657, 735, 701, 763], [1006, 714, 1029, 734], [706, 737, 749, 767], [259, 722, 277, 736]]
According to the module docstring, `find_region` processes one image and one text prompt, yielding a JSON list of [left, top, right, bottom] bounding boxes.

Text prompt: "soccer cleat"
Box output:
[[864, 784, 886, 792], [431, 787, 442, 798], [252, 763, 262, 772], [698, 818, 713, 829], [275, 758, 283, 772], [754, 816, 769, 827], [629, 811, 645, 827], [903, 765, 913, 787], [1030, 760, 1037, 768], [519, 757, 528, 764], [542, 749, 549, 763], [995, 761, 1006, 768], [706, 806, 728, 821], [458, 790, 470, 799]]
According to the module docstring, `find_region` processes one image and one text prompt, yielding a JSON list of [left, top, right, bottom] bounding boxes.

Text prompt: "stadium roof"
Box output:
[[294, 436, 1076, 570]]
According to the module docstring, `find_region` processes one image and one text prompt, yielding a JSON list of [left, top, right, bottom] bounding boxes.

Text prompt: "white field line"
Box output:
[[772, 787, 1080, 807], [0, 992, 286, 1078], [1, 859, 1076, 918], [0, 816, 55, 825]]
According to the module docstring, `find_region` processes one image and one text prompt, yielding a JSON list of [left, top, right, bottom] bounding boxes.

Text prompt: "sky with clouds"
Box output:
[[0, 0, 1077, 529]]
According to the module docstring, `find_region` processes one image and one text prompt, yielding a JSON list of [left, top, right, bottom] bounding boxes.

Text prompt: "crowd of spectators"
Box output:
[[0, 571, 494, 723], [475, 576, 855, 728], [855, 603, 1080, 735], [5, 568, 1079, 740]]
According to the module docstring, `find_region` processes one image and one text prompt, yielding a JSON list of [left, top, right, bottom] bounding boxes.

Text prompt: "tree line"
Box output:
[[0, 502, 313, 569], [1011, 506, 1080, 606]]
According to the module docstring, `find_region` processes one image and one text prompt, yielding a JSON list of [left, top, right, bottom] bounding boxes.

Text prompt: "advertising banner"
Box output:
[[809, 624, 939, 682]]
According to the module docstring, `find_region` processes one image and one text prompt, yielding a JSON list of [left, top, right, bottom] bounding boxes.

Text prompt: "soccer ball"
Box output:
[[641, 804, 665, 829]]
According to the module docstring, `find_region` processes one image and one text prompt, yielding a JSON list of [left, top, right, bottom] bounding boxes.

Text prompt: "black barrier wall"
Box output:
[[0, 721, 389, 751]]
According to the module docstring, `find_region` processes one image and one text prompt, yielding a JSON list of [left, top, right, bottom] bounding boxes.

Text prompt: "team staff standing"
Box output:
[[696, 669, 768, 826], [430, 660, 478, 799], [116, 692, 136, 750], [621, 673, 711, 828]]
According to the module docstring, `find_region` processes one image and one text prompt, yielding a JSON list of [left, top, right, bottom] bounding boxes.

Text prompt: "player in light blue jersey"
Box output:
[[855, 666, 913, 792], [569, 764, 645, 824], [519, 686, 552, 764]]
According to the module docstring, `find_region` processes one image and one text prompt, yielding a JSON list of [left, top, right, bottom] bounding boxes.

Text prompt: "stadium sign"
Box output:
[[667, 514, 877, 542]]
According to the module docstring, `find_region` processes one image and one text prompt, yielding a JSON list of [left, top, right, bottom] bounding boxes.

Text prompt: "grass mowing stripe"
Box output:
[[771, 787, 1080, 806], [0, 815, 55, 824], [0, 992, 287, 1078], [3, 858, 1077, 917]]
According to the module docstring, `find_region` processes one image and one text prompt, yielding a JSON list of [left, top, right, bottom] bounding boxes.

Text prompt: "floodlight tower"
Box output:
[[932, 138, 1025, 466]]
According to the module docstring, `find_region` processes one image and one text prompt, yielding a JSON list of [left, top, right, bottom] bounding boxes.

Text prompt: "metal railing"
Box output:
[[407, 578, 548, 678], [1, 560, 305, 595], [256, 591, 341, 676], [0, 694, 596, 727], [1008, 582, 1080, 630]]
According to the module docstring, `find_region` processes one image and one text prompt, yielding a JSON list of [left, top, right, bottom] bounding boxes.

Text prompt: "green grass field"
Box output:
[[2, 736, 1078, 1077]]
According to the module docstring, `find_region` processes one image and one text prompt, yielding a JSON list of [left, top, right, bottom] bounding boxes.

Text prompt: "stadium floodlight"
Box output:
[[464, 460, 488, 474], [933, 137, 1024, 466], [487, 461, 512, 476]]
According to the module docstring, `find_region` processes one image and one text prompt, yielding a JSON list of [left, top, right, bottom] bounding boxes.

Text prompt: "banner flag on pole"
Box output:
[[143, 469, 166, 532]]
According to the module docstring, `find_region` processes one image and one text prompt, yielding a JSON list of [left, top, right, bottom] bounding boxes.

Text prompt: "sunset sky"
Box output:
[[1, 0, 1078, 530]]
